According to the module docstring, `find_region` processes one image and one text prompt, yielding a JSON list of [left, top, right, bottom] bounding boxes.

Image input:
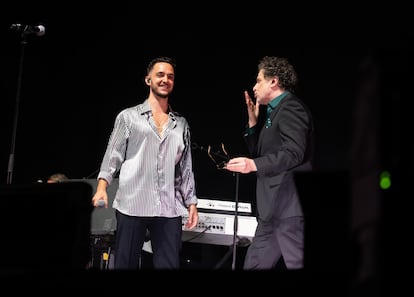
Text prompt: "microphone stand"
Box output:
[[213, 171, 242, 270], [231, 172, 240, 270], [199, 143, 243, 270], [7, 32, 29, 184]]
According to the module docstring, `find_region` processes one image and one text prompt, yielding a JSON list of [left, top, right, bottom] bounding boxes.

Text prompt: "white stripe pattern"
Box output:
[[98, 99, 198, 217]]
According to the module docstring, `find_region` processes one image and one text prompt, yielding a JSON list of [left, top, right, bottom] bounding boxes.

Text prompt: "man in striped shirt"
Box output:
[[92, 56, 198, 269]]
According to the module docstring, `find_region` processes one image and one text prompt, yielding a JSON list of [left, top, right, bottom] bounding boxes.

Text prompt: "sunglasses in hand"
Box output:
[[207, 143, 230, 170]]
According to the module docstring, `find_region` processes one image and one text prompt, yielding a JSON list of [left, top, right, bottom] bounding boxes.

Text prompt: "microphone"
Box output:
[[10, 24, 46, 36], [96, 200, 106, 208]]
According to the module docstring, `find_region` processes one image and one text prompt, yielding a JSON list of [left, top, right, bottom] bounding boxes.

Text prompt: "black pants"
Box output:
[[244, 216, 304, 270], [114, 210, 182, 269]]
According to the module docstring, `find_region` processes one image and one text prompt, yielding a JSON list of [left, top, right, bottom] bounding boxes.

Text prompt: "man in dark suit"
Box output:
[[225, 56, 314, 270]]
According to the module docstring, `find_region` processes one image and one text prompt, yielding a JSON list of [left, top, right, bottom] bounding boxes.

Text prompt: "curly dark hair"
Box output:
[[258, 56, 298, 92], [147, 56, 177, 75]]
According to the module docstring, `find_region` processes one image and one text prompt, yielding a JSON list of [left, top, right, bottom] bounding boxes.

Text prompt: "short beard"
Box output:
[[152, 88, 170, 99]]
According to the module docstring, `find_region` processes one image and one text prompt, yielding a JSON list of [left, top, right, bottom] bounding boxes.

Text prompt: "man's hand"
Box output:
[[225, 157, 257, 174]]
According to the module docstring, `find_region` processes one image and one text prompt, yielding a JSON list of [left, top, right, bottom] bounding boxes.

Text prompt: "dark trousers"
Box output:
[[244, 216, 304, 270], [114, 210, 182, 269]]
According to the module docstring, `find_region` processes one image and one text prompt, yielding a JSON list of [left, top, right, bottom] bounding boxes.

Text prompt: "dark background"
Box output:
[[0, 2, 412, 291], [1, 3, 409, 192]]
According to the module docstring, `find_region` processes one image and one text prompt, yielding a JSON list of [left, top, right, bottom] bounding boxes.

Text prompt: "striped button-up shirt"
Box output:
[[97, 99, 198, 218]]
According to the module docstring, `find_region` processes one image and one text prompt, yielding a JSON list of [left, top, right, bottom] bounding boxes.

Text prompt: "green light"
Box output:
[[380, 171, 391, 190]]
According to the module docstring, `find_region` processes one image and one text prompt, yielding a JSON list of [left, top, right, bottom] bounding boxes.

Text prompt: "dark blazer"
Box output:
[[245, 92, 314, 221]]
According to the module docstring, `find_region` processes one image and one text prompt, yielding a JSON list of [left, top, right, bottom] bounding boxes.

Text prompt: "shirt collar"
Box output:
[[140, 99, 176, 120], [267, 91, 289, 114]]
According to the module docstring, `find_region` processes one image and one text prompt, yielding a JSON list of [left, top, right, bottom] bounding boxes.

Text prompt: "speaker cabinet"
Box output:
[[0, 182, 93, 275]]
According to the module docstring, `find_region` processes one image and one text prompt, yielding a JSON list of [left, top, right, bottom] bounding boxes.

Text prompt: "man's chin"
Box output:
[[154, 91, 170, 99]]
